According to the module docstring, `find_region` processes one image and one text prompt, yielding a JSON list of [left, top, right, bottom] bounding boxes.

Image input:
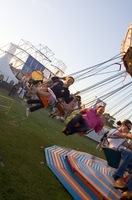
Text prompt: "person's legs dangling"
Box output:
[[66, 114, 88, 134]]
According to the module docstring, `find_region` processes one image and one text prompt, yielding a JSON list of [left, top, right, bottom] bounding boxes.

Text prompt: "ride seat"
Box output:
[[98, 131, 122, 169], [102, 147, 121, 168]]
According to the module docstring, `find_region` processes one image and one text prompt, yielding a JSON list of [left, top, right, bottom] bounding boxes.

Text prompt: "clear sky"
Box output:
[[0, 0, 132, 121]]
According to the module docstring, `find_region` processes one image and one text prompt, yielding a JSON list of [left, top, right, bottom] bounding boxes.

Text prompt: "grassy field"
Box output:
[[0, 89, 105, 200]]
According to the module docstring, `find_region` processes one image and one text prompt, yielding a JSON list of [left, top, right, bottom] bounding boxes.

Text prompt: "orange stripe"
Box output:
[[50, 147, 92, 199]]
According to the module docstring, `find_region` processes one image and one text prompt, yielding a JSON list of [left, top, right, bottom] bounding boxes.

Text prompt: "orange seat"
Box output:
[[38, 95, 49, 108], [55, 102, 65, 116]]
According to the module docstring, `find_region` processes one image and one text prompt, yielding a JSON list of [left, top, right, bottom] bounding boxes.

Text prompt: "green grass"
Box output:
[[0, 89, 105, 200]]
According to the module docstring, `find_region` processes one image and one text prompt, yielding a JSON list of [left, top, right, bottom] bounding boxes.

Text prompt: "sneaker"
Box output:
[[26, 108, 30, 117]]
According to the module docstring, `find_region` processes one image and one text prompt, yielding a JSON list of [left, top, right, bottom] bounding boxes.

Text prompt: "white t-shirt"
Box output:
[[107, 129, 126, 150]]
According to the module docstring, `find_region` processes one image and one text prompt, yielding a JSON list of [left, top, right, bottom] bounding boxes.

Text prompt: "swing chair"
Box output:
[[55, 102, 65, 116], [38, 88, 66, 115], [103, 147, 121, 168], [37, 95, 49, 108], [38, 95, 65, 116], [27, 74, 67, 115], [37, 94, 66, 116], [98, 131, 121, 169]]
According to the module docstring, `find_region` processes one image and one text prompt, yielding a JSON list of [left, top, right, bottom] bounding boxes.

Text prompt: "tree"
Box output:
[[103, 113, 116, 128]]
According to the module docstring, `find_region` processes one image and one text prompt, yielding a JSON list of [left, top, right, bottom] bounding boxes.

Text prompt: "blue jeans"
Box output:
[[113, 148, 132, 192], [66, 114, 89, 134]]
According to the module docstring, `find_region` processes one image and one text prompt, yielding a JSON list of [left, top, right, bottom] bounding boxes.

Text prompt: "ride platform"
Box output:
[[45, 145, 122, 200]]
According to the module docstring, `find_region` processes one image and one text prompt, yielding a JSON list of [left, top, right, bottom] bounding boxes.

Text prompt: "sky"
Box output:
[[0, 0, 132, 121]]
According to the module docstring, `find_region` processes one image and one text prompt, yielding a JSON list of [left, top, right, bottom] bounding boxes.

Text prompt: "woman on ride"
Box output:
[[37, 76, 74, 103], [107, 120, 132, 151], [62, 102, 105, 135], [25, 76, 75, 115]]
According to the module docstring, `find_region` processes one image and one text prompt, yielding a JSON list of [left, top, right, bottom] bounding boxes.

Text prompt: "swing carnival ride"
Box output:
[[24, 41, 132, 122], [45, 24, 132, 200], [0, 32, 132, 121], [0, 25, 132, 199], [3, 24, 129, 200]]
